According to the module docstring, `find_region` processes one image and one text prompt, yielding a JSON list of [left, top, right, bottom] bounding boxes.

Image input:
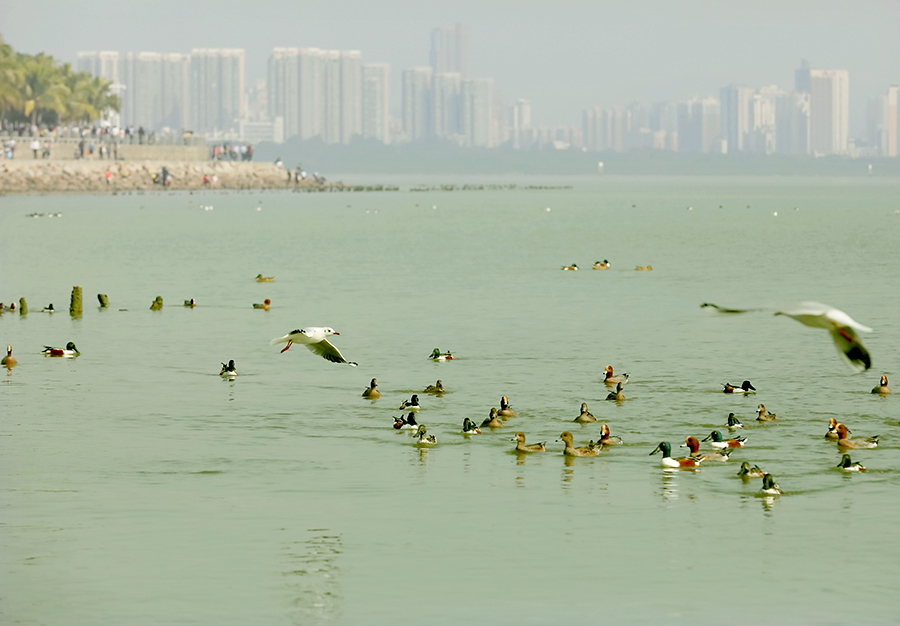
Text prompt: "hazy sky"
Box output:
[[3, 0, 898, 134]]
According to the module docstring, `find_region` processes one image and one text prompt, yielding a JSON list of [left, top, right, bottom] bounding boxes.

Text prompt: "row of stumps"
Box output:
[[10, 289, 162, 317]]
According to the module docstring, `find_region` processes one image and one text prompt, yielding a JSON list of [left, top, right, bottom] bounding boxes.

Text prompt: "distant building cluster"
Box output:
[[583, 61, 899, 157], [76, 41, 898, 156]]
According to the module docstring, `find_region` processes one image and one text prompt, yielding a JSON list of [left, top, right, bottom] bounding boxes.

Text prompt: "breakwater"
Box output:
[[0, 160, 353, 194]]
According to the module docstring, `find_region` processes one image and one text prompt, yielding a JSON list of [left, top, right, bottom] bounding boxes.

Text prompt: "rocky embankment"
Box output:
[[0, 160, 343, 193]]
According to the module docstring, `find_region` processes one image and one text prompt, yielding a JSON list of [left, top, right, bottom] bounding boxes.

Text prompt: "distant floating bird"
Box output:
[[362, 378, 381, 398], [871, 375, 891, 395], [592, 260, 611, 270], [255, 274, 274, 282], [270, 327, 357, 365], [512, 432, 545, 452], [393, 412, 418, 430], [2, 345, 16, 367], [253, 299, 271, 310], [42, 342, 79, 357], [399, 394, 420, 411], [414, 424, 436, 445], [836, 454, 867, 472], [462, 418, 481, 435], [760, 474, 783, 495], [423, 380, 444, 394], [219, 360, 237, 378], [634, 265, 652, 271], [737, 461, 765, 479], [559, 431, 599, 457], [498, 396, 516, 418], [184, 298, 196, 308], [723, 380, 756, 394], [429, 348, 454, 361], [561, 263, 578, 271]]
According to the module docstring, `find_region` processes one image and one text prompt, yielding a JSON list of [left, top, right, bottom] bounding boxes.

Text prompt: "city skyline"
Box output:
[[3, 0, 897, 136]]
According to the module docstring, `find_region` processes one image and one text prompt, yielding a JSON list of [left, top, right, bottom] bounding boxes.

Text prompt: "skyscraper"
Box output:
[[340, 51, 362, 144], [430, 23, 468, 78], [322, 50, 341, 144], [268, 48, 300, 140], [719, 84, 753, 153], [402, 67, 432, 141], [461, 77, 492, 147], [775, 91, 810, 155], [808, 69, 849, 155], [190, 49, 245, 135], [76, 51, 120, 84], [361, 63, 390, 144], [432, 72, 461, 139], [678, 97, 720, 153], [299, 48, 326, 140]]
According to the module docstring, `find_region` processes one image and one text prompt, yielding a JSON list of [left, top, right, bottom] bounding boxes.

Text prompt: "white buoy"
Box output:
[[545, 207, 551, 212], [773, 212, 778, 216]]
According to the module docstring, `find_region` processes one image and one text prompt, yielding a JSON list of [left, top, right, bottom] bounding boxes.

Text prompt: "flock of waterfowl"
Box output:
[[2, 290, 891, 499], [560, 260, 652, 271]]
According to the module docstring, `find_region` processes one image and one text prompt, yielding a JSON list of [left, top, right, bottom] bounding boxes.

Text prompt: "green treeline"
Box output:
[[0, 34, 119, 126]]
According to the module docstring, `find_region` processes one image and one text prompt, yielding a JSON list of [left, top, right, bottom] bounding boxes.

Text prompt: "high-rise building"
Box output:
[[190, 49, 245, 135], [430, 23, 468, 78], [340, 51, 362, 144], [795, 59, 811, 93], [160, 53, 189, 130], [461, 77, 492, 147], [121, 52, 162, 129], [775, 91, 810, 155], [678, 97, 720, 153], [322, 51, 341, 144], [511, 98, 531, 149], [402, 67, 432, 141], [268, 48, 300, 139], [719, 84, 753, 152], [432, 72, 461, 139], [808, 69, 849, 155], [361, 63, 390, 144], [76, 51, 120, 84], [867, 86, 898, 157], [299, 48, 326, 140]]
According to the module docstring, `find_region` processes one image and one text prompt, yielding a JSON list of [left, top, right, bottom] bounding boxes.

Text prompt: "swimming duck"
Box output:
[[760, 473, 783, 495], [592, 260, 611, 270], [462, 418, 481, 435], [723, 380, 756, 394], [702, 430, 747, 448], [498, 396, 516, 418], [635, 265, 652, 271], [399, 394, 420, 411], [423, 380, 444, 394], [726, 413, 745, 429], [574, 402, 596, 423], [42, 342, 79, 357], [481, 408, 504, 429], [603, 365, 629, 386], [737, 461, 765, 479], [558, 431, 599, 457], [681, 435, 730, 461], [871, 375, 891, 395], [429, 348, 454, 361], [512, 432, 545, 452], [219, 359, 237, 378], [393, 412, 418, 430], [756, 404, 777, 422], [649, 441, 704, 467], [41, 304, 54, 313], [561, 263, 578, 271], [184, 298, 196, 307], [2, 345, 16, 367], [255, 274, 274, 282], [414, 424, 436, 445], [835, 423, 878, 449], [824, 417, 840, 440], [836, 454, 867, 472], [595, 423, 623, 446], [606, 382, 626, 401], [362, 378, 381, 398], [253, 299, 271, 310]]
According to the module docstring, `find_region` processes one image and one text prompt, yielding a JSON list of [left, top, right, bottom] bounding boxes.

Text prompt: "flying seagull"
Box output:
[[270, 327, 358, 366], [702, 301, 872, 371]]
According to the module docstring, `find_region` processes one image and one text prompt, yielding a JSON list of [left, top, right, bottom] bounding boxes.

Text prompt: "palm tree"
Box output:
[[0, 34, 25, 114], [21, 52, 70, 124]]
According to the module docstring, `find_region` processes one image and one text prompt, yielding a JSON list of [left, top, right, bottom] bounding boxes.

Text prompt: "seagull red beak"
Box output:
[[280, 340, 292, 353], [332, 331, 340, 335]]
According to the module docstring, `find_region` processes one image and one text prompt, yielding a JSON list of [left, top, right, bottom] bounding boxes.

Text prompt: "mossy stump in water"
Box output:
[[19, 297, 27, 315], [70, 286, 83, 317], [97, 294, 110, 308], [150, 296, 163, 311]]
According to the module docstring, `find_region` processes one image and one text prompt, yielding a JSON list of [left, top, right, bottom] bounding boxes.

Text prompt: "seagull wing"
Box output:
[[305, 339, 358, 366]]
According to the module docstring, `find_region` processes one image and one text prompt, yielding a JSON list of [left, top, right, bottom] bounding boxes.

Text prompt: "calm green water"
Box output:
[[2, 176, 899, 625]]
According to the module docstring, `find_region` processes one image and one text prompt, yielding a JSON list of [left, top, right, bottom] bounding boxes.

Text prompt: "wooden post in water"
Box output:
[[70, 286, 83, 317], [98, 294, 110, 308], [150, 296, 163, 310], [19, 297, 27, 315]]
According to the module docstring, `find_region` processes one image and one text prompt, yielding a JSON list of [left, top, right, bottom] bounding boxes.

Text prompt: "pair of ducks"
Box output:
[[394, 415, 436, 445], [723, 405, 776, 427], [480, 398, 517, 428], [650, 435, 737, 467], [555, 429, 625, 457], [824, 418, 879, 449], [363, 379, 445, 400]]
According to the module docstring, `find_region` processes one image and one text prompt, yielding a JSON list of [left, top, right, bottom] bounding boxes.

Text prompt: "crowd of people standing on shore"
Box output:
[[208, 143, 254, 162]]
